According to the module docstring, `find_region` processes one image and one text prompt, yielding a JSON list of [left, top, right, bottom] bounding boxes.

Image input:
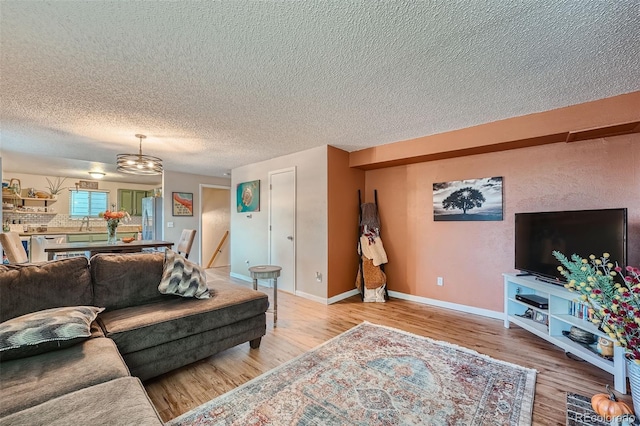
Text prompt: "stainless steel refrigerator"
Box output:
[[141, 197, 163, 240]]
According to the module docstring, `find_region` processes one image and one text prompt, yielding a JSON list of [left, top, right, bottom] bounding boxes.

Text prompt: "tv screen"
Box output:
[[515, 208, 627, 284]]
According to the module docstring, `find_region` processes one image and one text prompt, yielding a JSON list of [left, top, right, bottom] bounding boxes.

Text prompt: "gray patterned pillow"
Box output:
[[158, 249, 210, 299], [0, 306, 104, 361]]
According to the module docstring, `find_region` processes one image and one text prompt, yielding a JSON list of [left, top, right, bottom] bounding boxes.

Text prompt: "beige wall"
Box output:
[[327, 146, 365, 298], [364, 134, 639, 313], [162, 170, 231, 265], [202, 187, 230, 268], [230, 145, 328, 299]]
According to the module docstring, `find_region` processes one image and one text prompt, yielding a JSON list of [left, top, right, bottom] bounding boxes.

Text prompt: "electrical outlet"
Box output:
[[315, 272, 322, 282], [167, 222, 174, 228], [437, 277, 444, 286]]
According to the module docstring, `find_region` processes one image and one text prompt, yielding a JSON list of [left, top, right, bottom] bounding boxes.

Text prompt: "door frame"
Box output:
[[268, 167, 296, 292], [198, 183, 231, 266]]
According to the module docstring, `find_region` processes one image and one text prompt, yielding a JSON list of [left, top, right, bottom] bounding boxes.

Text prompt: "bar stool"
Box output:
[[176, 229, 196, 259], [248, 265, 281, 326], [0, 232, 29, 263]]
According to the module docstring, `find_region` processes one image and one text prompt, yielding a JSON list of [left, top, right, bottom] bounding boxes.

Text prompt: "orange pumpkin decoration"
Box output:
[[591, 385, 634, 419]]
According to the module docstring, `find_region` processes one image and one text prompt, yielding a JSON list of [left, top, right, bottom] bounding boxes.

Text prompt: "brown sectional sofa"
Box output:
[[0, 253, 269, 424]]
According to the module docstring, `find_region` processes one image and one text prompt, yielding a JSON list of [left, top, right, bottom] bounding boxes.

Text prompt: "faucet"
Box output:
[[79, 216, 91, 231]]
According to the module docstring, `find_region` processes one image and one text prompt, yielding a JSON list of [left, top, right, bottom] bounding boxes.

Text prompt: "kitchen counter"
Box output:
[[44, 240, 173, 260], [17, 226, 140, 236], [24, 226, 143, 262]]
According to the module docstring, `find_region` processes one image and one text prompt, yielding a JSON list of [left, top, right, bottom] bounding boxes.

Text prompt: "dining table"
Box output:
[[44, 240, 174, 260]]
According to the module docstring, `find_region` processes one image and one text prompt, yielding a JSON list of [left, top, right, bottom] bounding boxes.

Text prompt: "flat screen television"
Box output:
[[515, 208, 628, 284]]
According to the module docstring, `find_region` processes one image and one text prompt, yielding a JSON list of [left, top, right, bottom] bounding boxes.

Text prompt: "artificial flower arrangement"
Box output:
[[553, 251, 640, 362], [98, 208, 131, 225]]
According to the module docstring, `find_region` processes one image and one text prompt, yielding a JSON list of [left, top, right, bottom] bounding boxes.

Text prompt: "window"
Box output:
[[70, 190, 109, 218]]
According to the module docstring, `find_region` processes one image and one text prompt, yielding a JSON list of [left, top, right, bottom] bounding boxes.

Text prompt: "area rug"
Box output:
[[168, 322, 536, 425]]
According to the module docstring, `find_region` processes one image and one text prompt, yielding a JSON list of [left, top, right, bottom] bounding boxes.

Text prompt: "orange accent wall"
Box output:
[[359, 93, 640, 312], [327, 146, 365, 298], [351, 91, 640, 170]]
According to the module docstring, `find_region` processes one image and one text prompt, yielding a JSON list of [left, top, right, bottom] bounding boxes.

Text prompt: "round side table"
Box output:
[[248, 265, 281, 326]]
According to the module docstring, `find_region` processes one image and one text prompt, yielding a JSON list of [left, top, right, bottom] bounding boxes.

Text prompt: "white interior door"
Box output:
[[269, 167, 296, 293]]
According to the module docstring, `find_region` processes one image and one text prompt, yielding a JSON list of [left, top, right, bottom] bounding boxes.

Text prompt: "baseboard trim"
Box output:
[[387, 290, 504, 320], [294, 290, 327, 304], [327, 289, 361, 305], [295, 289, 361, 305], [229, 272, 257, 284], [229, 274, 502, 319]]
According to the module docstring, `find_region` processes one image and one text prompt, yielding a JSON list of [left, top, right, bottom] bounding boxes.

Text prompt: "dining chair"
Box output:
[[0, 231, 29, 263], [176, 229, 196, 259]]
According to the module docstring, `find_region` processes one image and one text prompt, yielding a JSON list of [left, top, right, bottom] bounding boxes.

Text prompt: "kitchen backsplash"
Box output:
[[3, 213, 143, 229]]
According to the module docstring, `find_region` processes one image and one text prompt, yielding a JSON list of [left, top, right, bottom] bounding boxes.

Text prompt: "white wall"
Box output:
[[231, 145, 328, 299], [162, 170, 230, 265]]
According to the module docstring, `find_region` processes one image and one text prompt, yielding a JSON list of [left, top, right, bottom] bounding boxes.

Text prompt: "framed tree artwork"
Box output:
[[432, 176, 503, 221]]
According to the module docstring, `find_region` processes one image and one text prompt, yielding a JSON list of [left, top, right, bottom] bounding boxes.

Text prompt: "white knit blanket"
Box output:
[[360, 235, 388, 266]]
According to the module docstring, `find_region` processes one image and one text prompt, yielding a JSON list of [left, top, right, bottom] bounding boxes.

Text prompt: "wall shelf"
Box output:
[[3, 193, 57, 214]]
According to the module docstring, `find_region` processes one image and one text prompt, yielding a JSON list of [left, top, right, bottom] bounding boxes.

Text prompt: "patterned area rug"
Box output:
[[168, 322, 536, 425]]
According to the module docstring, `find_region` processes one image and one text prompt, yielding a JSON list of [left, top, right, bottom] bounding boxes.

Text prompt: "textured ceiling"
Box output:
[[1, 1, 639, 184]]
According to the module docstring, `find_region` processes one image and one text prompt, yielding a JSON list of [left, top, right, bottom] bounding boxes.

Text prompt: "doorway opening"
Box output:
[[199, 185, 231, 269]]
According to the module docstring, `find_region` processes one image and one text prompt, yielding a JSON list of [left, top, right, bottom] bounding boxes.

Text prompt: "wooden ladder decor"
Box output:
[[206, 230, 229, 268]]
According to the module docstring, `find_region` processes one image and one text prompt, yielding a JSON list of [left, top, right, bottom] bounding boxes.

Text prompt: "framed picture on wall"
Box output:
[[172, 192, 193, 216], [237, 180, 260, 212], [432, 176, 503, 221]]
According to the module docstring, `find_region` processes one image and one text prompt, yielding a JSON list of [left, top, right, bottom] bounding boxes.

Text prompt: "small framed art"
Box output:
[[172, 192, 193, 216], [237, 180, 260, 212]]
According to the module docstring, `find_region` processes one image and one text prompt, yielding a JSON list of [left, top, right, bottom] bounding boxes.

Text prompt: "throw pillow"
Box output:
[[158, 249, 210, 299], [0, 306, 104, 362]]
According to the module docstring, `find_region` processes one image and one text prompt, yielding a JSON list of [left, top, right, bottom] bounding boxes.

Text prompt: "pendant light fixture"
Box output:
[[116, 134, 163, 175]]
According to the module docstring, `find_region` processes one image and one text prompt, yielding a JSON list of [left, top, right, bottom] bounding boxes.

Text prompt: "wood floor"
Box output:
[[144, 267, 632, 425]]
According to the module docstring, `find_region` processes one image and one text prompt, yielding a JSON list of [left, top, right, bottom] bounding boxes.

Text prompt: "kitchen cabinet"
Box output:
[[118, 190, 149, 216]]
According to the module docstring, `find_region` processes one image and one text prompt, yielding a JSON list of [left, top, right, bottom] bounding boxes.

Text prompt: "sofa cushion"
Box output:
[[91, 252, 165, 310], [0, 306, 104, 361], [98, 281, 268, 354], [0, 257, 92, 322], [158, 249, 209, 299], [0, 337, 130, 418], [124, 314, 266, 381], [0, 377, 163, 426]]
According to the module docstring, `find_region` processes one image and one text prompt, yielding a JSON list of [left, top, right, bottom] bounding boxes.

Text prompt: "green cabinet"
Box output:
[[67, 234, 91, 243], [118, 189, 149, 216]]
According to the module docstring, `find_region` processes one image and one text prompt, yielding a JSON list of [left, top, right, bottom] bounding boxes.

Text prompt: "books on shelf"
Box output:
[[569, 301, 596, 322]]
